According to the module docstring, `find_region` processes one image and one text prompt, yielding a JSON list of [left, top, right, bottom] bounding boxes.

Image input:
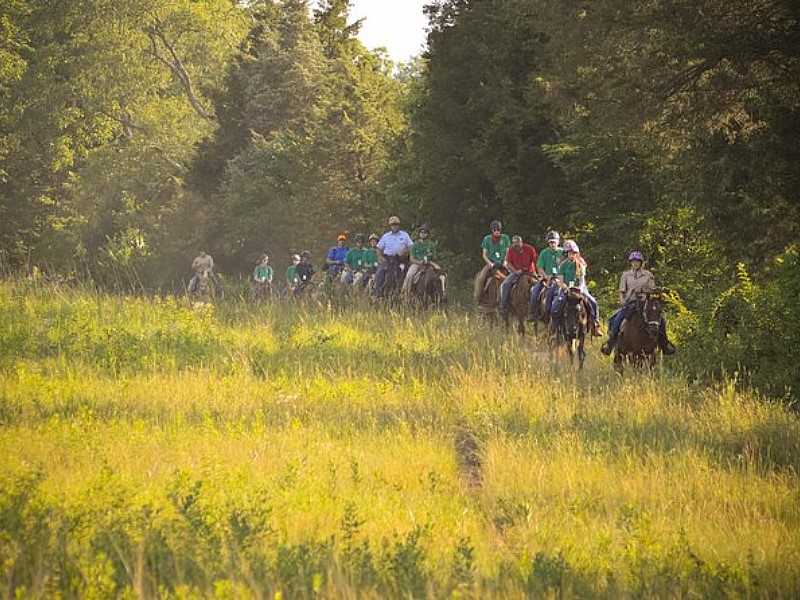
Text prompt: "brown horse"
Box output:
[[613, 294, 663, 374], [503, 272, 537, 336], [475, 268, 505, 318], [530, 276, 557, 334], [410, 264, 446, 308], [548, 286, 589, 368]]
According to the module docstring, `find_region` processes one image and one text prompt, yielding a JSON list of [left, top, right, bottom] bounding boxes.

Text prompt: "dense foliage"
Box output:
[[1, 0, 798, 396]]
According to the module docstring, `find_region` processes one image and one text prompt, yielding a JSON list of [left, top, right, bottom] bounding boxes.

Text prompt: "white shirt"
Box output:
[[377, 230, 412, 256]]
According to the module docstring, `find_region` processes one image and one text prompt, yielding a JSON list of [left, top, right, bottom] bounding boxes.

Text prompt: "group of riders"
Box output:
[[188, 215, 446, 302], [187, 216, 676, 357], [473, 219, 675, 356]]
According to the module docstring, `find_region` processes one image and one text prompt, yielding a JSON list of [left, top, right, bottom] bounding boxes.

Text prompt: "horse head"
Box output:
[[641, 294, 662, 339], [564, 288, 588, 338]]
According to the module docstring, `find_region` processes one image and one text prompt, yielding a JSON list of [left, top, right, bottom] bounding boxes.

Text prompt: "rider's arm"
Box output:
[[482, 248, 493, 267], [398, 233, 412, 257]]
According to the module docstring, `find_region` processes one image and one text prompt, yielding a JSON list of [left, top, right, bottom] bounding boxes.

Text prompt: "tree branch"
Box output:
[[145, 22, 213, 121]]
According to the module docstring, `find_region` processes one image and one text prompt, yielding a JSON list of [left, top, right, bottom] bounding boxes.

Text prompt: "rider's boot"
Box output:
[[658, 332, 676, 355], [592, 321, 604, 337], [526, 303, 538, 322], [600, 334, 616, 355]]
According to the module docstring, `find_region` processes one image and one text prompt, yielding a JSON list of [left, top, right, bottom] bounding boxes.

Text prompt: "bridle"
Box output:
[[641, 296, 661, 337]]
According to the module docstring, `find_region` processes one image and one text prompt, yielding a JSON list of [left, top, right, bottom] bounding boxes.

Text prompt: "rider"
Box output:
[[549, 240, 602, 336], [498, 235, 537, 314], [343, 233, 369, 287], [402, 224, 445, 295], [600, 251, 676, 355], [326, 234, 349, 281], [286, 253, 301, 294], [296, 250, 315, 288], [375, 216, 412, 296], [474, 220, 511, 305], [527, 230, 563, 320], [188, 249, 214, 293], [251, 253, 274, 295]]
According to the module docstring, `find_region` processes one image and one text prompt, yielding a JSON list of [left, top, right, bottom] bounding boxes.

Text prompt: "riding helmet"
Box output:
[[545, 230, 560, 243], [628, 250, 644, 262], [563, 240, 580, 253]]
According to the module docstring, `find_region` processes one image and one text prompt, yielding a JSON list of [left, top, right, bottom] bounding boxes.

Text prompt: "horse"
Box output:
[[380, 256, 406, 300], [189, 268, 219, 302], [250, 280, 273, 300], [349, 269, 375, 297], [548, 285, 589, 368], [613, 293, 663, 374], [475, 267, 505, 319], [503, 272, 537, 336], [409, 264, 446, 308], [530, 276, 557, 334]]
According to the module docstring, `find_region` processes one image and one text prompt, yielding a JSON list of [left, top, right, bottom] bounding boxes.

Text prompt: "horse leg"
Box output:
[[613, 349, 624, 375], [578, 334, 586, 369]]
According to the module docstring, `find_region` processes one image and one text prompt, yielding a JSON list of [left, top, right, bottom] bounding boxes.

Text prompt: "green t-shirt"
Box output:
[[537, 247, 563, 275], [481, 234, 511, 265], [411, 239, 437, 262], [363, 248, 379, 268], [345, 247, 369, 270], [557, 259, 585, 288], [253, 264, 274, 282], [286, 265, 298, 284]]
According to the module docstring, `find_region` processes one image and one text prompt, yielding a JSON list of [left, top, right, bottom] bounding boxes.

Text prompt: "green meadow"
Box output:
[[1, 280, 798, 598]]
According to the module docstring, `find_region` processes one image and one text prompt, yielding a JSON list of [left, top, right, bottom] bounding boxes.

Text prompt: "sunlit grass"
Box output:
[[0, 279, 798, 596]]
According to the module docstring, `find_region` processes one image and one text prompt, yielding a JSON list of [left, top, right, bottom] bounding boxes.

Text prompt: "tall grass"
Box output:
[[1, 279, 798, 597]]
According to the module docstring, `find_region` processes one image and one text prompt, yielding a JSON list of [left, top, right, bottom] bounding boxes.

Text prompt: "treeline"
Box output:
[[0, 0, 403, 283], [1, 0, 798, 396]]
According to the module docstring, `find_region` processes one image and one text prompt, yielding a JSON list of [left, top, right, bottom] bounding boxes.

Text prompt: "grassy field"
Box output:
[[1, 279, 799, 598]]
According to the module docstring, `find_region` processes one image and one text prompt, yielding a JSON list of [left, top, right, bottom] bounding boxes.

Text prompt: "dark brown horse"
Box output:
[[503, 272, 537, 336], [548, 286, 589, 368], [475, 268, 505, 318], [410, 264, 446, 308], [613, 294, 663, 374], [530, 276, 557, 334]]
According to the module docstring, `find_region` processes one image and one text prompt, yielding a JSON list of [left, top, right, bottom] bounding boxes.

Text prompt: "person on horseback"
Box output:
[[527, 230, 563, 321], [499, 235, 537, 315], [366, 233, 380, 271], [288, 250, 314, 296], [251, 253, 274, 296], [474, 219, 511, 305], [286, 253, 301, 295], [326, 234, 349, 281], [343, 233, 370, 288], [548, 240, 603, 336], [375, 216, 412, 296], [402, 224, 446, 295], [600, 251, 676, 355], [188, 249, 215, 293]]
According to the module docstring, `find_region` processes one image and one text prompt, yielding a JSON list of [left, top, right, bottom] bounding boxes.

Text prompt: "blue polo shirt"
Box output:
[[377, 230, 413, 257], [327, 246, 349, 272]]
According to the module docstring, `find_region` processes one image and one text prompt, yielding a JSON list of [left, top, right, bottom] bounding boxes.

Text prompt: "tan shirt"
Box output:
[[191, 254, 214, 273], [619, 268, 655, 303]]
